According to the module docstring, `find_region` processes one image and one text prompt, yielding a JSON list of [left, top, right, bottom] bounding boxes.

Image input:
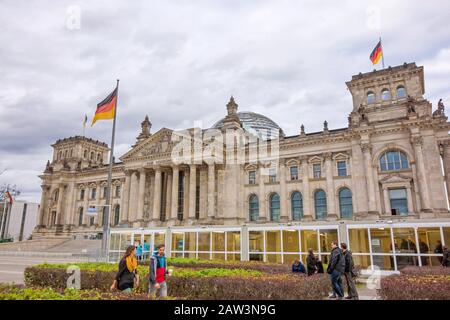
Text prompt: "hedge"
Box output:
[[0, 284, 152, 300], [379, 267, 450, 300], [24, 264, 329, 300]]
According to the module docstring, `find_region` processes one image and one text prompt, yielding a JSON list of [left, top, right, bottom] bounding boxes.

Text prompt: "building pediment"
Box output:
[[379, 173, 412, 184], [120, 128, 174, 161]]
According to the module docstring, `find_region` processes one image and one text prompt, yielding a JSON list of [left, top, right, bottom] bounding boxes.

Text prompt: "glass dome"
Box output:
[[212, 111, 284, 139]]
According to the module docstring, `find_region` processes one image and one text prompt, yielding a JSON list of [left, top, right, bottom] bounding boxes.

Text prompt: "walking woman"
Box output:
[[110, 245, 140, 293]]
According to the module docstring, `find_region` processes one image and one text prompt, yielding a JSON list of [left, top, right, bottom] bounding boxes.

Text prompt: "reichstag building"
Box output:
[[35, 63, 450, 271]]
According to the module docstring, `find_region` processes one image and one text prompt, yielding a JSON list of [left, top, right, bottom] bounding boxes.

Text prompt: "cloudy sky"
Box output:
[[0, 0, 449, 202]]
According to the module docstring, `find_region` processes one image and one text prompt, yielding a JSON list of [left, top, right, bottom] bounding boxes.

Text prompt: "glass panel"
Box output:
[[367, 92, 375, 104], [396, 256, 418, 269], [443, 227, 450, 247], [290, 167, 298, 180], [249, 254, 263, 261], [420, 256, 442, 267], [372, 255, 394, 270], [185, 232, 197, 251], [283, 254, 300, 265], [393, 228, 417, 254], [270, 194, 280, 221], [315, 190, 327, 219], [266, 230, 281, 252], [291, 192, 303, 221], [198, 252, 210, 260], [370, 228, 393, 254], [319, 229, 338, 253], [198, 232, 211, 252], [417, 227, 440, 254], [171, 232, 184, 252], [154, 232, 165, 252], [267, 254, 282, 263], [301, 230, 318, 253], [121, 233, 132, 250], [352, 255, 371, 269], [283, 230, 299, 253], [185, 252, 197, 259], [400, 152, 408, 169], [173, 252, 183, 258], [226, 231, 241, 252], [249, 231, 264, 252], [227, 253, 241, 261], [212, 253, 225, 260], [348, 229, 370, 253], [142, 234, 151, 260], [397, 86, 406, 98], [339, 188, 353, 219], [212, 231, 225, 251]]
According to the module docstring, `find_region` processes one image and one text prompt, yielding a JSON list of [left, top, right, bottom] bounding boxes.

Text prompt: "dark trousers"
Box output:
[[344, 272, 359, 299], [330, 270, 344, 298]]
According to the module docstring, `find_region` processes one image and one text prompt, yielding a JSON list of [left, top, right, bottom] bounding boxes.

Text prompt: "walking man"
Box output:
[[327, 240, 345, 300], [149, 244, 169, 298], [341, 243, 359, 300]]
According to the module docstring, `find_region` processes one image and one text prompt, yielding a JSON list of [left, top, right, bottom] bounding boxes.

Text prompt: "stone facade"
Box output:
[[34, 62, 450, 237]]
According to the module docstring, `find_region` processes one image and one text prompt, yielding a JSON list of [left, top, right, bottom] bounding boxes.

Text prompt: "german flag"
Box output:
[[370, 41, 383, 65], [91, 87, 117, 126]]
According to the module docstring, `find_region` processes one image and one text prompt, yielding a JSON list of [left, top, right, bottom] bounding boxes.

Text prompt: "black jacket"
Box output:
[[443, 249, 450, 267], [306, 254, 317, 275], [115, 258, 136, 291], [343, 250, 355, 273], [327, 247, 345, 274]]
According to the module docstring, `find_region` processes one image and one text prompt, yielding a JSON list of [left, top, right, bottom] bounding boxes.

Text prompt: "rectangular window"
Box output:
[[80, 189, 85, 201], [115, 186, 121, 198], [91, 188, 96, 200], [389, 188, 408, 215], [269, 168, 277, 183], [177, 172, 184, 220], [313, 164, 321, 178], [290, 166, 298, 180], [248, 170, 256, 184], [103, 187, 108, 199], [337, 161, 347, 176]]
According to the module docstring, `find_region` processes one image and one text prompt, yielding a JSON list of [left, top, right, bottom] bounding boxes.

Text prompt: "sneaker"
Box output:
[[329, 294, 337, 299], [336, 296, 344, 300], [345, 296, 353, 300]]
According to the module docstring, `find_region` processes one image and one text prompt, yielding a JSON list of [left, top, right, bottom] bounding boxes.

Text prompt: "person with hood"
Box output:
[[149, 244, 169, 298], [341, 242, 359, 300], [327, 240, 345, 300], [306, 249, 317, 276], [110, 245, 139, 294], [292, 259, 306, 273]]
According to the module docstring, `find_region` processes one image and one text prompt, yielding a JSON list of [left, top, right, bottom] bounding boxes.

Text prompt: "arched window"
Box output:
[[58, 151, 62, 160], [339, 188, 353, 219], [78, 207, 83, 226], [114, 205, 120, 226], [64, 150, 68, 158], [396, 85, 406, 98], [90, 151, 94, 160], [314, 189, 327, 219], [249, 195, 259, 221], [69, 149, 73, 157], [83, 150, 87, 158], [291, 191, 303, 221], [380, 150, 409, 171], [381, 88, 391, 101], [97, 153, 101, 162], [269, 193, 280, 222], [367, 91, 375, 104]]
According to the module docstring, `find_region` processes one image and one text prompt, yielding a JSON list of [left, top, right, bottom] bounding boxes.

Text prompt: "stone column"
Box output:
[[301, 157, 312, 220], [258, 166, 267, 221], [171, 165, 179, 220], [120, 171, 131, 223], [152, 167, 162, 221], [136, 169, 146, 223], [82, 186, 89, 226], [128, 171, 139, 223], [207, 163, 215, 219], [279, 159, 288, 221], [324, 153, 336, 218], [412, 136, 431, 211], [64, 182, 76, 227], [440, 141, 450, 208], [56, 184, 65, 226], [383, 187, 391, 214], [361, 143, 378, 215], [37, 185, 48, 227], [406, 185, 414, 214], [188, 164, 197, 221]]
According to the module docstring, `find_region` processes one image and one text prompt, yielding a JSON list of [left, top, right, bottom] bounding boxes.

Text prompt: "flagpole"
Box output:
[[380, 36, 385, 69], [101, 79, 119, 260]]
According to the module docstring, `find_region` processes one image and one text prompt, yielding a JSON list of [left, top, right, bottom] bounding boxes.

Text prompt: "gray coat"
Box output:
[[327, 247, 345, 274]]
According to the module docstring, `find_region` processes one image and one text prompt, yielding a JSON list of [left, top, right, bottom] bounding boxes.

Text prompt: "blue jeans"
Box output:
[[330, 270, 344, 298]]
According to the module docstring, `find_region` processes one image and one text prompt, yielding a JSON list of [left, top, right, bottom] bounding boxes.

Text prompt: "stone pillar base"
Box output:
[[301, 215, 314, 222], [367, 211, 380, 220], [419, 211, 435, 219], [279, 216, 289, 223], [257, 217, 268, 223], [326, 214, 339, 221]]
